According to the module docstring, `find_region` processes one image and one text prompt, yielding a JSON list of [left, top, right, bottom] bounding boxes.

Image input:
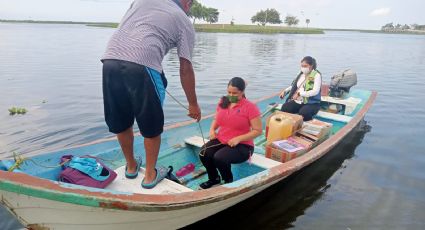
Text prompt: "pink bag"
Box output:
[[59, 155, 117, 189]]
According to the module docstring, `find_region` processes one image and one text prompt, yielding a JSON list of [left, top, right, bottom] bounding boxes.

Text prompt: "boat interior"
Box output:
[[0, 89, 373, 195]]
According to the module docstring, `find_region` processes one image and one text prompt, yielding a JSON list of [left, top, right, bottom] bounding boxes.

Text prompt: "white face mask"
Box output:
[[301, 67, 311, 74]]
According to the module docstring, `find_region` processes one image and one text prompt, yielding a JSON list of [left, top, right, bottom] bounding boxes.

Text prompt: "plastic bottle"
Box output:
[[176, 163, 195, 177], [267, 114, 293, 144]]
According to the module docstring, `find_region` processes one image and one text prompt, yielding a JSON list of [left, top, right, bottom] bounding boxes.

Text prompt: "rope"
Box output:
[[7, 152, 25, 172], [6, 152, 122, 172], [7, 152, 69, 171], [166, 89, 190, 111], [198, 142, 223, 157], [5, 142, 184, 172], [26, 158, 69, 169], [165, 89, 209, 156]]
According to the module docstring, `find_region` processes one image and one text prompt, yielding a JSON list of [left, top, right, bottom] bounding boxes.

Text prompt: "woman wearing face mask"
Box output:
[[199, 77, 262, 189], [279, 56, 322, 121]]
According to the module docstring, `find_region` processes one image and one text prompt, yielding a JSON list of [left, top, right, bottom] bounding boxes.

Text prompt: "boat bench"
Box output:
[[320, 96, 361, 115], [184, 136, 282, 169], [273, 103, 353, 123]]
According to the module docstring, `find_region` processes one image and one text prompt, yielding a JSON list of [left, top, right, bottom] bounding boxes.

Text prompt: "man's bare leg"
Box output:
[[143, 135, 161, 183], [117, 127, 137, 173]]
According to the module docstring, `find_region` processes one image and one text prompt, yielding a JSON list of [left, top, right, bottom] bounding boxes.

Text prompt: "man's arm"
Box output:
[[180, 57, 201, 121]]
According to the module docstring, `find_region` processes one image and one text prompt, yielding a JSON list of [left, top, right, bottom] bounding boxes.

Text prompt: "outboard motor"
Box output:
[[329, 69, 358, 98]]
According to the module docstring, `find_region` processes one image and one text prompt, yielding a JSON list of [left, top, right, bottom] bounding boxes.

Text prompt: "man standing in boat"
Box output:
[[101, 0, 200, 189]]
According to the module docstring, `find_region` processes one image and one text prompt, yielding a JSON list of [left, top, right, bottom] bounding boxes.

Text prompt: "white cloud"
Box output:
[[370, 7, 391, 17]]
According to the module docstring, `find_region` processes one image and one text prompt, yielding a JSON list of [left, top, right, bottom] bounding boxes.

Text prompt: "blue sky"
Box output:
[[0, 0, 424, 29]]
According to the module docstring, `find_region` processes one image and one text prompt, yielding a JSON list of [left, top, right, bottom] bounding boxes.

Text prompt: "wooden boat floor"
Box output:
[[106, 166, 193, 195]]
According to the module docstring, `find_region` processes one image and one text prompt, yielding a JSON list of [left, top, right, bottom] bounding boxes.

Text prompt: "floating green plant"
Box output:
[[8, 107, 27, 115]]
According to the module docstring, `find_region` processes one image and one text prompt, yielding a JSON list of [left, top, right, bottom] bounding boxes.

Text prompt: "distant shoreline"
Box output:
[[88, 22, 325, 35], [1, 19, 424, 35], [324, 28, 425, 35], [0, 19, 113, 25], [0, 20, 324, 34]]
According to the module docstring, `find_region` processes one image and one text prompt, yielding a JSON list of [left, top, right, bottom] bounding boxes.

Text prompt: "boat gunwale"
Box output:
[[0, 91, 377, 212]]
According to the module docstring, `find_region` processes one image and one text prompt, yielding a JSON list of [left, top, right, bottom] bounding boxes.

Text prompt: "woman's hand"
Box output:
[[279, 90, 288, 99], [292, 92, 300, 100], [227, 137, 241, 147], [209, 130, 217, 140]]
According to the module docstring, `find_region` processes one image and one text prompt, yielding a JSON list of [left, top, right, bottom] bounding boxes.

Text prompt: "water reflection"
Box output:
[[185, 120, 372, 229], [281, 39, 296, 61], [250, 36, 279, 65], [0, 204, 23, 229], [192, 32, 218, 72]]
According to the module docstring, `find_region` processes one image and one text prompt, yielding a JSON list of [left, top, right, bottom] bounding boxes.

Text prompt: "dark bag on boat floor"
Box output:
[[59, 155, 117, 189]]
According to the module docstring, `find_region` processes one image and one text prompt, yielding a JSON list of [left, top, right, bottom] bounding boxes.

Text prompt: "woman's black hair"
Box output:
[[301, 56, 317, 70], [219, 77, 246, 109]]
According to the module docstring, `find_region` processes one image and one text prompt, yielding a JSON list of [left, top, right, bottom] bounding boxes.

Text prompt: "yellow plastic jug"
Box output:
[[267, 114, 293, 144]]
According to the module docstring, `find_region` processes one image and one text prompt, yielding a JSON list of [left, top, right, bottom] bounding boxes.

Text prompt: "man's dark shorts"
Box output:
[[102, 59, 167, 138]]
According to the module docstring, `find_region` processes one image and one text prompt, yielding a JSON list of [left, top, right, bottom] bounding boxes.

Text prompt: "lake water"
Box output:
[[1, 23, 425, 229]]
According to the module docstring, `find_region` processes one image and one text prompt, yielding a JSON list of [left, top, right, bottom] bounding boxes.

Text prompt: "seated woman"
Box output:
[[199, 77, 262, 189], [279, 56, 322, 121]]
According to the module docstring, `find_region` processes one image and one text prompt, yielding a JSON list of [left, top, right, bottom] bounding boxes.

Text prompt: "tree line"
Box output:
[[189, 3, 308, 27], [381, 22, 425, 32], [251, 8, 306, 27], [189, 0, 219, 24]]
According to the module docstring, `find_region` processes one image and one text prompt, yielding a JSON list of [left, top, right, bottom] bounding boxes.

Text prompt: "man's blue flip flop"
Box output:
[[125, 156, 143, 179], [141, 166, 168, 189]]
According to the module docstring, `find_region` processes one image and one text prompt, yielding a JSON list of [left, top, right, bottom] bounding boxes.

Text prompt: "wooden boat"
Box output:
[[0, 89, 377, 230]]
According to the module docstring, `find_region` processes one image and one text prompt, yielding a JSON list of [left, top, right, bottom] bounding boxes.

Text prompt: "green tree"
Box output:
[[251, 8, 282, 26], [306, 19, 310, 28], [189, 0, 219, 24], [204, 8, 219, 24], [189, 0, 204, 24], [284, 15, 299, 27]]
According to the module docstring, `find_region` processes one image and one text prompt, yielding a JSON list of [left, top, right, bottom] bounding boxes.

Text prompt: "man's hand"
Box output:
[[188, 104, 201, 122]]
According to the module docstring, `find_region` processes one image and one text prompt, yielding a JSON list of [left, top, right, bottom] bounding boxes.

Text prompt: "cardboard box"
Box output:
[[265, 119, 332, 163], [295, 129, 330, 149], [287, 136, 313, 149], [265, 142, 308, 163], [301, 119, 333, 139], [272, 139, 306, 153], [295, 130, 319, 142]]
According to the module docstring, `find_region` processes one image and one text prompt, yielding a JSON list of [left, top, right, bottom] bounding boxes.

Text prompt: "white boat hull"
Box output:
[[1, 180, 280, 230]]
